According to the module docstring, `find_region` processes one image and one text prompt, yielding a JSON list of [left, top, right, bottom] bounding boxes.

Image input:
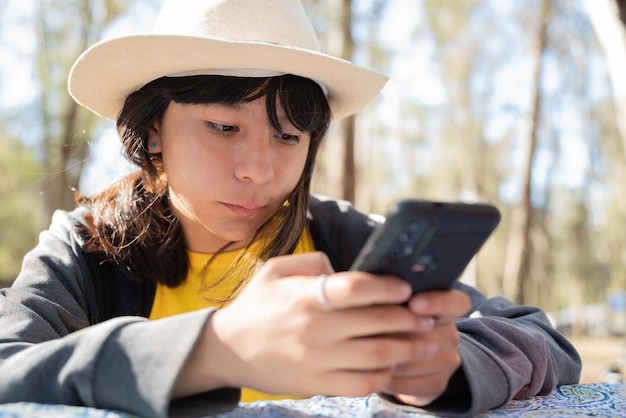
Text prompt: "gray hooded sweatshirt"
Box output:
[[0, 196, 581, 417]]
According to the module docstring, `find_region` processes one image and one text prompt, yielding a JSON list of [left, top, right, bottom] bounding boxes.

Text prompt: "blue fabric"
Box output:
[[1, 383, 623, 418]]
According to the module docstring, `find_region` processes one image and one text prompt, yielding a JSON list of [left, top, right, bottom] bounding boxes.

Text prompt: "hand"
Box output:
[[383, 289, 471, 406], [173, 251, 438, 398]]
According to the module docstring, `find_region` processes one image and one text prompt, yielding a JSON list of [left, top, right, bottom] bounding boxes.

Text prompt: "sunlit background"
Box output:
[[1, 0, 625, 383]]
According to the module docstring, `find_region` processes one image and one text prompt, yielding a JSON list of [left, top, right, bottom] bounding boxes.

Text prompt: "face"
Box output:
[[149, 97, 311, 253]]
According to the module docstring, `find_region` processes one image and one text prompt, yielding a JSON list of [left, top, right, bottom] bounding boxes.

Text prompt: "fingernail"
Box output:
[[424, 341, 438, 358], [411, 295, 429, 311], [396, 282, 412, 299], [402, 282, 413, 297], [422, 317, 435, 330]]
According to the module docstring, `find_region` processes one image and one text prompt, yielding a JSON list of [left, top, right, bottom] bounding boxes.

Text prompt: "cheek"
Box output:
[[279, 145, 310, 180], [277, 156, 307, 193], [161, 143, 228, 191]]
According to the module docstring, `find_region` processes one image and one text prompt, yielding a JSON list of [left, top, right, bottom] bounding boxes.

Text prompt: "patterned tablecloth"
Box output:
[[0, 383, 624, 417]]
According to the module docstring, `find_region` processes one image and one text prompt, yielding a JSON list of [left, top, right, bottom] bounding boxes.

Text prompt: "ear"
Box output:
[[147, 123, 162, 154]]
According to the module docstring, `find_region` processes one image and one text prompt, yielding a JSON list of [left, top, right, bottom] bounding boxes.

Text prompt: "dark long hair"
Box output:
[[78, 75, 331, 292]]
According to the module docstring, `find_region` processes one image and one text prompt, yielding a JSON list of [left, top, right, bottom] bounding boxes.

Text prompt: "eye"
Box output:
[[206, 122, 238, 135], [279, 132, 301, 144]]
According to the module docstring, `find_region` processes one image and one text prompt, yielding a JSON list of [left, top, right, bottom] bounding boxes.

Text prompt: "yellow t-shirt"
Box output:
[[149, 228, 315, 402]]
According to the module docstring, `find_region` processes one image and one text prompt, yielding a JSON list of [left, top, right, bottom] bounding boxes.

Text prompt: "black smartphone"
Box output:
[[350, 199, 501, 293]]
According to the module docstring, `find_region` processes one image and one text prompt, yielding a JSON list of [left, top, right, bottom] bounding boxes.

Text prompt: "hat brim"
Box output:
[[68, 34, 388, 121]]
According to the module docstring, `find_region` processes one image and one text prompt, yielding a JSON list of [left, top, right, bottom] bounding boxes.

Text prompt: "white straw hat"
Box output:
[[68, 0, 389, 121]]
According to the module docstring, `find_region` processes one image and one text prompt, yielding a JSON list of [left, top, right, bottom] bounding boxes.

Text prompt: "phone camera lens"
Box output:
[[386, 219, 430, 261], [412, 254, 437, 272]]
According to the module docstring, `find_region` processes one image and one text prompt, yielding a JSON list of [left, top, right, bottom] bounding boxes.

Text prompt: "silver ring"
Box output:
[[315, 274, 331, 308]]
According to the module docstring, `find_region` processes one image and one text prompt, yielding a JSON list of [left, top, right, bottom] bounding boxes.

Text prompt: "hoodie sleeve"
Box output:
[[0, 210, 240, 418]]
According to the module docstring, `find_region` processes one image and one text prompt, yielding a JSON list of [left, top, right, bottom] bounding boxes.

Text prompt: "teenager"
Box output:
[[0, 1, 581, 417]]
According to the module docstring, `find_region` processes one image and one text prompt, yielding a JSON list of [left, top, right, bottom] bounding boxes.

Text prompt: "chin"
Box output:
[[217, 228, 261, 248]]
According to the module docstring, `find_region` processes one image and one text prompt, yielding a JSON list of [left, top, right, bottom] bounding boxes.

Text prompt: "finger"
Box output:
[[391, 341, 460, 378], [318, 272, 412, 309], [386, 354, 461, 406], [320, 335, 438, 371], [407, 289, 471, 322], [318, 305, 435, 341], [388, 322, 461, 386], [259, 251, 335, 279], [386, 372, 452, 405]]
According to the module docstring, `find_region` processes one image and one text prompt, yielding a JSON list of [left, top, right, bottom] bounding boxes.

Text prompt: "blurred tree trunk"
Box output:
[[415, 0, 505, 291], [37, 1, 85, 218], [309, 0, 376, 204], [35, 0, 127, 220], [502, 0, 549, 304], [618, 0, 626, 24], [583, 0, 626, 160], [338, 0, 357, 203], [0, 134, 46, 282], [583, 0, 626, 330], [306, 0, 351, 201]]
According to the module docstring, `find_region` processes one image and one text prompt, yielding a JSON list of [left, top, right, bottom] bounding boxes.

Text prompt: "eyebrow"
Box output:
[[201, 101, 299, 131]]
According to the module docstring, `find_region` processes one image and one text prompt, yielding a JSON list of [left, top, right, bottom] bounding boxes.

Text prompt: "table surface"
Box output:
[[0, 383, 624, 417]]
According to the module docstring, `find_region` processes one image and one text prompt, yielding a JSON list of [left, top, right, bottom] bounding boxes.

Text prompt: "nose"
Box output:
[[234, 137, 275, 184]]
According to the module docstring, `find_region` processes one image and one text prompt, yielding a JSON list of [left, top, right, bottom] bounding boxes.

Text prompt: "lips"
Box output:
[[222, 202, 267, 217]]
